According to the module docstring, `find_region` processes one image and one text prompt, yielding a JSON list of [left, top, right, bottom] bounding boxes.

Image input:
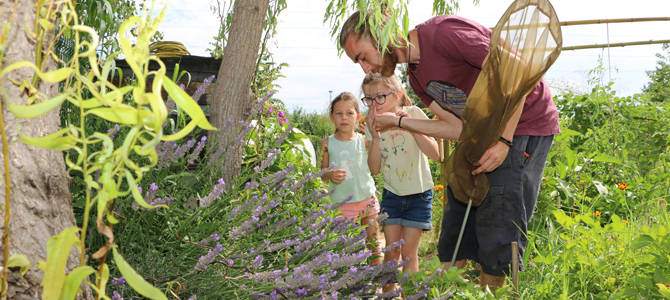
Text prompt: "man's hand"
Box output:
[[373, 112, 399, 132], [472, 142, 510, 175]]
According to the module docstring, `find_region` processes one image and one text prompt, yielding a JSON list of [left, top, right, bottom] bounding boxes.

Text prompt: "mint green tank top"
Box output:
[[328, 133, 376, 203]]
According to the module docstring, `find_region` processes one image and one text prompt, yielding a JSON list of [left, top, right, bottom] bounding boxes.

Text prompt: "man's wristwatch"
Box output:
[[499, 136, 513, 148]]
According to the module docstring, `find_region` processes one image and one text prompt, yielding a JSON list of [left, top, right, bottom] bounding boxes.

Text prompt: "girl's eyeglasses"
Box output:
[[361, 91, 394, 107]]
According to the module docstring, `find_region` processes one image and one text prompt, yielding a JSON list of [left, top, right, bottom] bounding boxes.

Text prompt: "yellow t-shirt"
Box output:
[[366, 106, 434, 196]]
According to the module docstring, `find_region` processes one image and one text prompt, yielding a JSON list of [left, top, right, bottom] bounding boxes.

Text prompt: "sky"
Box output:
[[154, 0, 670, 112]]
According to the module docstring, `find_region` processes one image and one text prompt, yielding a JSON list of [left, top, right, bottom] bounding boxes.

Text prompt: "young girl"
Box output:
[[362, 73, 440, 290], [320, 91, 381, 265]]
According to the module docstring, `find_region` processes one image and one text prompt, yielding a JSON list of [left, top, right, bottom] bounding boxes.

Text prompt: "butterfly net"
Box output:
[[446, 0, 563, 206]]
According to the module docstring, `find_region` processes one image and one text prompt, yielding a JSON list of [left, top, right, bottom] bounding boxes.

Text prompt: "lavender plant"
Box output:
[[101, 90, 465, 299]]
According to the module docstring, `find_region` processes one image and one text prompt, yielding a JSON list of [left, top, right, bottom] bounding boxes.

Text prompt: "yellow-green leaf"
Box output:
[[161, 116, 200, 142], [38, 18, 56, 31], [112, 247, 167, 300], [7, 91, 71, 119], [125, 170, 160, 210], [87, 106, 152, 125], [96, 263, 110, 297], [59, 266, 95, 300], [657, 283, 670, 299], [17, 127, 77, 151], [86, 282, 112, 300], [7, 254, 30, 276], [162, 77, 215, 130], [0, 61, 73, 83], [43, 227, 81, 300]]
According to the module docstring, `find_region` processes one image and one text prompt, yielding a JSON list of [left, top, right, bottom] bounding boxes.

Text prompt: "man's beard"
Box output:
[[380, 48, 398, 77]]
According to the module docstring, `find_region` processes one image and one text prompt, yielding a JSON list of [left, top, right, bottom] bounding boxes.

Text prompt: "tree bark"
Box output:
[[210, 0, 270, 187], [0, 1, 89, 299]]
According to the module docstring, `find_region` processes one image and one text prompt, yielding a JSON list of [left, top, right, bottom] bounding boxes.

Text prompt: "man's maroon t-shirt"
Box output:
[[408, 15, 560, 136]]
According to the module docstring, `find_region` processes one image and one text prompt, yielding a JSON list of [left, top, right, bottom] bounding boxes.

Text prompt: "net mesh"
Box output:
[[446, 0, 563, 206]]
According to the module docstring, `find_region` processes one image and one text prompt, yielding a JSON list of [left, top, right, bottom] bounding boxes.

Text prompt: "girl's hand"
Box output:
[[328, 169, 348, 184], [358, 122, 367, 132], [367, 116, 381, 140], [395, 110, 410, 118]]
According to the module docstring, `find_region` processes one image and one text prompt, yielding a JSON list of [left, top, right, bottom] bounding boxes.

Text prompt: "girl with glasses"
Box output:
[[362, 73, 440, 292]]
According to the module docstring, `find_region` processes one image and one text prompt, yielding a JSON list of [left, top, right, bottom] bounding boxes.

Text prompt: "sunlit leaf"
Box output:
[[657, 283, 670, 299], [161, 116, 201, 142], [59, 266, 95, 300], [17, 127, 77, 151], [87, 106, 152, 125], [38, 18, 56, 31], [43, 227, 81, 300], [593, 155, 623, 164], [96, 263, 110, 297], [0, 61, 72, 82], [631, 234, 655, 250], [7, 254, 30, 276], [162, 77, 215, 130], [112, 247, 167, 300], [7, 91, 71, 119]]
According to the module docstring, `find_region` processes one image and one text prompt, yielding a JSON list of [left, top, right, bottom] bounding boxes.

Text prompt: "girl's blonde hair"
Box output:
[[328, 92, 361, 133], [361, 73, 413, 107]]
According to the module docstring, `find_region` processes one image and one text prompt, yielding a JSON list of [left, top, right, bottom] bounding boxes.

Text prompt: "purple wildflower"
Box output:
[[254, 148, 280, 173], [111, 276, 126, 285], [107, 124, 120, 140], [187, 136, 207, 165], [194, 243, 223, 270], [253, 255, 263, 269], [274, 123, 294, 147], [199, 178, 226, 208], [192, 75, 214, 102]]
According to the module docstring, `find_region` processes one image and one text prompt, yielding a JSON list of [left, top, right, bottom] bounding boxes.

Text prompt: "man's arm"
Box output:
[[374, 101, 463, 141]]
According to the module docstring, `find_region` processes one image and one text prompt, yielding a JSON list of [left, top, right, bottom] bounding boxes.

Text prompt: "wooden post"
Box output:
[[511, 241, 519, 296]]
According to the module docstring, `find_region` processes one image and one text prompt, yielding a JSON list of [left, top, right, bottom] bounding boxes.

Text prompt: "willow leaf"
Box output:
[[17, 127, 77, 151], [7, 91, 71, 119], [7, 254, 30, 276], [59, 266, 96, 300], [87, 106, 151, 125], [43, 227, 81, 300], [162, 77, 215, 130], [112, 247, 167, 300]]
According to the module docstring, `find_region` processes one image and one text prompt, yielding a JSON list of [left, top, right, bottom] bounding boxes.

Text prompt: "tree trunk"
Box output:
[[210, 0, 270, 187], [0, 1, 89, 299]]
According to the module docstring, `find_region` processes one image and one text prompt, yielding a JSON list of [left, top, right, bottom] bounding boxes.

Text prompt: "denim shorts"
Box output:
[[380, 188, 433, 231], [437, 135, 554, 276]]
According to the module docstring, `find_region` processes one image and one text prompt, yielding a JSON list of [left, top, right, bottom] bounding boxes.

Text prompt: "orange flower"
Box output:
[[440, 196, 444, 201], [580, 179, 586, 183], [622, 220, 628, 224], [617, 183, 628, 190], [593, 211, 602, 217], [433, 184, 444, 191]]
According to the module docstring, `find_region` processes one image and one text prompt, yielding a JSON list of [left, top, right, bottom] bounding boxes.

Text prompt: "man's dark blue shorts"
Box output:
[[437, 135, 554, 276]]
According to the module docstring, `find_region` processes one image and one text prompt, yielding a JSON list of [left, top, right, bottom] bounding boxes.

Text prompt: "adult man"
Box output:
[[339, 11, 559, 288]]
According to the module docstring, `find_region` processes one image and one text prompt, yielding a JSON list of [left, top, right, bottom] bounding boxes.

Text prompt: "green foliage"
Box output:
[[4, 1, 211, 298], [644, 43, 670, 103], [323, 0, 479, 54], [288, 107, 334, 151]]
